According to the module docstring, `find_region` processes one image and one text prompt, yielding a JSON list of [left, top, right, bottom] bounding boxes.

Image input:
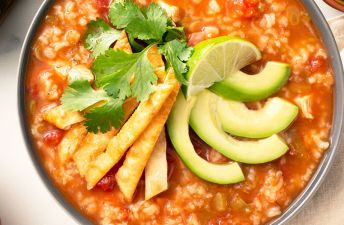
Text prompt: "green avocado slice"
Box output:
[[189, 90, 289, 164], [167, 92, 244, 184], [217, 97, 298, 138], [210, 61, 291, 102]]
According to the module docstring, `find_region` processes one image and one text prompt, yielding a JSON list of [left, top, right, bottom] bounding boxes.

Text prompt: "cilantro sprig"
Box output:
[[92, 46, 157, 102], [109, 1, 168, 41], [61, 0, 193, 133], [61, 79, 110, 111], [160, 40, 193, 84], [85, 98, 124, 133], [61, 78, 125, 133]]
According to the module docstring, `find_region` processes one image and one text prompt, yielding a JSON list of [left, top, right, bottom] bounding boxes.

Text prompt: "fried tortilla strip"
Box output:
[[43, 105, 84, 130], [74, 130, 116, 177], [114, 30, 132, 53], [85, 82, 176, 189], [147, 45, 166, 82], [73, 97, 138, 177], [58, 123, 87, 164], [145, 130, 168, 200], [115, 73, 180, 201]]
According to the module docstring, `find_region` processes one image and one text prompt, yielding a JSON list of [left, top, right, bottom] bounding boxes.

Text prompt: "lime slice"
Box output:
[[185, 36, 262, 98]]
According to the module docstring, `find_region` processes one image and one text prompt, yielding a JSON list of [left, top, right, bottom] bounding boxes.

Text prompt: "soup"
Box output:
[[25, 0, 333, 224]]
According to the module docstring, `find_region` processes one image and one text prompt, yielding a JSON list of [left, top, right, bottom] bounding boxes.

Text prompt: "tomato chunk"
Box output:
[[96, 0, 110, 19], [228, 0, 263, 19], [97, 175, 116, 191], [309, 55, 325, 73], [97, 167, 117, 191], [43, 129, 63, 146]]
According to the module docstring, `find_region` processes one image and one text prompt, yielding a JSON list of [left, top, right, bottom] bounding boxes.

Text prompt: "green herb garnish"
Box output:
[[109, 1, 168, 41], [160, 40, 193, 84], [92, 46, 157, 102], [61, 0, 193, 133], [84, 99, 124, 133], [84, 18, 121, 58], [61, 79, 110, 111]]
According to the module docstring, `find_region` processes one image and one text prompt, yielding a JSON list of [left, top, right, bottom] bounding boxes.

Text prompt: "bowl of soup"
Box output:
[[18, 0, 344, 224]]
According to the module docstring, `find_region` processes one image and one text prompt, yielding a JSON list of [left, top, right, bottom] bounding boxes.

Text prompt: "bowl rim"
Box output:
[[17, 0, 344, 225]]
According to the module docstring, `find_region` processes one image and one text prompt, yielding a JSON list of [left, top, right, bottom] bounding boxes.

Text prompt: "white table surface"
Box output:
[[0, 1, 342, 225]]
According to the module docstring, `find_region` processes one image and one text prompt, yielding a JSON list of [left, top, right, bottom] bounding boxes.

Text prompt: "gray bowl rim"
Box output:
[[17, 1, 344, 225]]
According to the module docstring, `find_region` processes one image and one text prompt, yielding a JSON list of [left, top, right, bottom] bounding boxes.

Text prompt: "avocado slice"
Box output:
[[189, 90, 289, 164], [217, 97, 298, 138], [167, 92, 244, 184], [210, 61, 291, 102]]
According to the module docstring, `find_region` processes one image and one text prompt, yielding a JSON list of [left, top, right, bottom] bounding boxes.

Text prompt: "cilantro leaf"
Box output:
[[61, 77, 125, 133], [92, 50, 133, 100], [92, 47, 157, 101], [84, 18, 121, 58], [131, 51, 157, 100], [85, 98, 124, 133], [61, 79, 109, 111], [160, 40, 193, 84], [128, 3, 168, 41], [109, 0, 144, 29], [128, 33, 145, 52], [109, 0, 168, 41], [164, 26, 186, 42]]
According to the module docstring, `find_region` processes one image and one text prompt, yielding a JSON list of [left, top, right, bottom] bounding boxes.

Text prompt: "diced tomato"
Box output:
[[188, 31, 206, 46], [97, 168, 117, 191], [228, 0, 263, 19], [308, 55, 325, 73], [188, 26, 220, 46], [96, 0, 110, 19], [96, 164, 123, 191], [97, 175, 116, 191], [243, 0, 261, 18], [96, 157, 127, 191], [27, 84, 40, 100], [43, 129, 63, 146]]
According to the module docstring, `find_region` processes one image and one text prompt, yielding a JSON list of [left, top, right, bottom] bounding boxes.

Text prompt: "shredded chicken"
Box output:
[[294, 95, 314, 119]]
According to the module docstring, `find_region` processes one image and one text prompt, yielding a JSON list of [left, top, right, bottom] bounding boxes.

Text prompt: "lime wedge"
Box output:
[[185, 36, 261, 98]]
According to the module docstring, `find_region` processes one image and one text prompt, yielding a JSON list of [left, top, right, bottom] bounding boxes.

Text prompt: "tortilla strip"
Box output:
[[58, 123, 87, 164], [114, 30, 132, 53], [73, 130, 116, 177], [115, 73, 180, 201], [147, 45, 166, 82], [73, 97, 138, 177], [85, 81, 176, 189], [43, 105, 84, 130], [145, 130, 168, 200]]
